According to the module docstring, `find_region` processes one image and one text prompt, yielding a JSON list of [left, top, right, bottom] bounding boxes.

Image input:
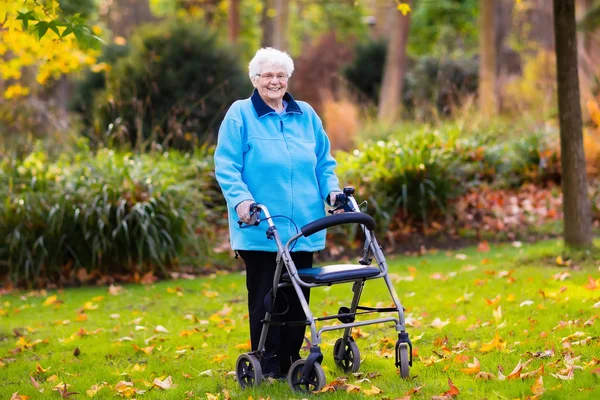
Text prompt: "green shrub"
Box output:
[[0, 147, 225, 287], [336, 125, 561, 235], [342, 38, 386, 104], [94, 19, 251, 150]]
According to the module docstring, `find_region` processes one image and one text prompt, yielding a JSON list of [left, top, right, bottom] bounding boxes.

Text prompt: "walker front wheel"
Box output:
[[333, 337, 361, 372], [287, 359, 326, 392], [397, 343, 410, 379], [236, 353, 263, 388]]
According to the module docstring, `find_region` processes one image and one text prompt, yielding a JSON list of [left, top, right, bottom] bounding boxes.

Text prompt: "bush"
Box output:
[[0, 98, 83, 159], [342, 40, 479, 119], [335, 125, 561, 235], [342, 38, 387, 105], [89, 19, 251, 150], [0, 147, 225, 287]]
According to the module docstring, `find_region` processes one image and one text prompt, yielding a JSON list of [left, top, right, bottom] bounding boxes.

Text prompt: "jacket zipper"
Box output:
[[280, 117, 294, 240]]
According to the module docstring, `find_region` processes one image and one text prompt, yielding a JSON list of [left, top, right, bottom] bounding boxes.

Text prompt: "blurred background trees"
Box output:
[[2, 0, 600, 285]]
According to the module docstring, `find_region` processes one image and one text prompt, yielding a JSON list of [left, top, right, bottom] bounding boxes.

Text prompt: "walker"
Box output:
[[235, 187, 411, 392]]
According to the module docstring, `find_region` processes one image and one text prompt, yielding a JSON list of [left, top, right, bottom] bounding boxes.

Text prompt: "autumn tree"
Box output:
[[553, 0, 593, 249], [478, 0, 497, 116], [378, 1, 411, 122], [0, 0, 101, 100]]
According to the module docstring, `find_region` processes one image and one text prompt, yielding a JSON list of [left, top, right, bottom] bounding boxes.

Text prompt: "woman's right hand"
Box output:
[[236, 200, 256, 224]]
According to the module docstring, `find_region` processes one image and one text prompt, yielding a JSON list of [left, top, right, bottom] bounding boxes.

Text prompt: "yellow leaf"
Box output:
[[133, 344, 155, 355], [114, 381, 136, 397], [480, 332, 506, 353], [363, 384, 383, 395], [212, 354, 228, 362], [46, 374, 59, 382], [35, 363, 50, 373], [397, 2, 412, 15], [132, 363, 146, 372], [203, 290, 219, 298], [10, 392, 30, 400], [43, 295, 58, 306], [86, 383, 105, 397], [83, 301, 98, 310], [92, 296, 104, 302]]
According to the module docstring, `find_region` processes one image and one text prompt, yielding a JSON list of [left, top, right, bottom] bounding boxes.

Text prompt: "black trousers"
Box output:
[[238, 250, 313, 375]]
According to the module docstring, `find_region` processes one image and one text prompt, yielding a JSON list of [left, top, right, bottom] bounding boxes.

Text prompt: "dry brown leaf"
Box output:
[[475, 371, 495, 380]]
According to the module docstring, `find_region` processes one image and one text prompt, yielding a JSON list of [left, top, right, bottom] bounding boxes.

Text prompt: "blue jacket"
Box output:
[[214, 90, 340, 252]]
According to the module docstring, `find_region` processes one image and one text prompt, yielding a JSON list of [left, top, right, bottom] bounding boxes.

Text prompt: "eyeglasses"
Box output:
[[256, 73, 288, 82]]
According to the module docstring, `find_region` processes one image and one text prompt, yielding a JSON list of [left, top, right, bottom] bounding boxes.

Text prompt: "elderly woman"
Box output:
[[214, 47, 342, 378]]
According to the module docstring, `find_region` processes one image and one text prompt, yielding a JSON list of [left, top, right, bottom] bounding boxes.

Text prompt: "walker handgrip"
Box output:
[[300, 213, 376, 237]]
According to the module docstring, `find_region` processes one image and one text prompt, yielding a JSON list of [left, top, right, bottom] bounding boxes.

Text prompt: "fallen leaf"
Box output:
[[461, 357, 481, 375], [363, 384, 382, 395], [531, 375, 545, 396], [154, 325, 169, 333], [153, 375, 174, 390], [443, 378, 460, 397], [431, 318, 450, 329], [475, 371, 495, 380]]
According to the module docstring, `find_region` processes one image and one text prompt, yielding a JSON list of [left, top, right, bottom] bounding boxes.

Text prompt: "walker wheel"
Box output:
[[333, 337, 361, 372], [287, 359, 326, 392], [397, 343, 410, 379], [236, 353, 263, 388]]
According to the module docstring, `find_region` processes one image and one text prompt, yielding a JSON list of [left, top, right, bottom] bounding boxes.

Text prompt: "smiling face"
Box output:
[[253, 63, 288, 108]]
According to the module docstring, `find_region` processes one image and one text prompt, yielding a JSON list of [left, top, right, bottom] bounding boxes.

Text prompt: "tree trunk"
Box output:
[[553, 0, 593, 249], [273, 0, 289, 51], [261, 0, 275, 48], [228, 0, 241, 44], [478, 0, 497, 116], [377, 3, 411, 122]]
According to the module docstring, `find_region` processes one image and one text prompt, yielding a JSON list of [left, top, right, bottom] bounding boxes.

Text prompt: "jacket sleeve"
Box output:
[[214, 117, 254, 209], [313, 114, 341, 202]]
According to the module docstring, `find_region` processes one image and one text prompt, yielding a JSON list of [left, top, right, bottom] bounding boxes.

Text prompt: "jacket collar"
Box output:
[[251, 89, 303, 117]]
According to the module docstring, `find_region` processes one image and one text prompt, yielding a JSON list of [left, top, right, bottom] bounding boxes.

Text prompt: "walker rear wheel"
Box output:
[[397, 343, 410, 379], [333, 337, 361, 372], [287, 359, 326, 392], [236, 353, 263, 388]]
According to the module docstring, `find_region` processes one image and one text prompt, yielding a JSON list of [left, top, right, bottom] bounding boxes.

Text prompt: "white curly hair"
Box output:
[[248, 47, 294, 82]]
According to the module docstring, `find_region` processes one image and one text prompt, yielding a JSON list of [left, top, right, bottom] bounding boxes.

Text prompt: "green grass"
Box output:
[[1, 239, 599, 399]]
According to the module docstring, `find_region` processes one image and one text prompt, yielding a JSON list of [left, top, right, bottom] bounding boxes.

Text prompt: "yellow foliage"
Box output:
[[503, 50, 557, 118], [0, 0, 99, 99]]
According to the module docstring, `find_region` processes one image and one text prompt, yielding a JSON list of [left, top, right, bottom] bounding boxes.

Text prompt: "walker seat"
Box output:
[[282, 264, 380, 284]]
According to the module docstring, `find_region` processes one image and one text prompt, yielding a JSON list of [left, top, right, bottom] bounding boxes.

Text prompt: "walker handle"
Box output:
[[237, 203, 261, 228], [300, 213, 376, 237]]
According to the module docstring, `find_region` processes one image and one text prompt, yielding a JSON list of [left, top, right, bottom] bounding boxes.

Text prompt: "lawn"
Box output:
[[1, 238, 599, 399]]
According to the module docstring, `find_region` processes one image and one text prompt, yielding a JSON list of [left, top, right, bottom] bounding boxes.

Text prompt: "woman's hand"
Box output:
[[236, 200, 256, 224], [328, 191, 344, 211]]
